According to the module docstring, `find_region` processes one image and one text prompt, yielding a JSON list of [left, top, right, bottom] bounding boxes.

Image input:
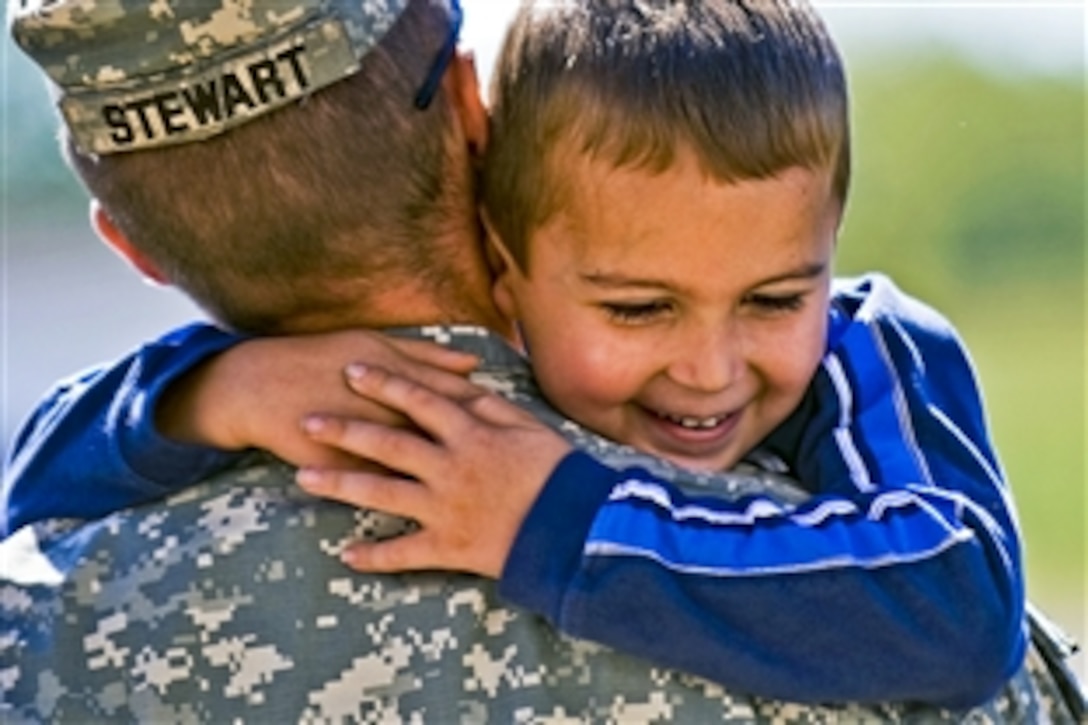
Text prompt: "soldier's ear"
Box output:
[[90, 200, 170, 286], [444, 50, 488, 159]]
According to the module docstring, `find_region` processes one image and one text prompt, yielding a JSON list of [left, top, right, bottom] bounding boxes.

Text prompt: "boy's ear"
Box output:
[[480, 209, 519, 322], [90, 200, 170, 286], [444, 50, 489, 158]]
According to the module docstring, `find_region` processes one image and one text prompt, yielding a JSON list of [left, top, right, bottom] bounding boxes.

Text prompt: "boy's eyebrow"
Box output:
[[755, 262, 829, 286], [579, 272, 673, 290], [580, 262, 828, 290]]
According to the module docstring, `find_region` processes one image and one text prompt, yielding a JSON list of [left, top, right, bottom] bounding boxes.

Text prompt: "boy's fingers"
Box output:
[[290, 444, 385, 472], [301, 414, 441, 479], [340, 534, 445, 574], [389, 359, 488, 403], [296, 468, 431, 522], [343, 365, 472, 440], [386, 337, 480, 374], [463, 392, 539, 427]]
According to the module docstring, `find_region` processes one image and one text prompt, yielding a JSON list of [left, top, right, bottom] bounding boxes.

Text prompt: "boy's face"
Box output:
[[494, 150, 841, 472]]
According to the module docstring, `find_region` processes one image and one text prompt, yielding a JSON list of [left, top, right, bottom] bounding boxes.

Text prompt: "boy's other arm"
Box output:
[[155, 331, 483, 470], [1, 325, 482, 537], [298, 364, 574, 578], [2, 323, 244, 537]]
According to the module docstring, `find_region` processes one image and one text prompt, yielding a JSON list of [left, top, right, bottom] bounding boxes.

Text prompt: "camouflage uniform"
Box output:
[[1, 327, 1080, 723]]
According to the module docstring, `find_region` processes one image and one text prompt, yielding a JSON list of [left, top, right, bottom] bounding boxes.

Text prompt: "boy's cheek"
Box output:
[[534, 342, 638, 413]]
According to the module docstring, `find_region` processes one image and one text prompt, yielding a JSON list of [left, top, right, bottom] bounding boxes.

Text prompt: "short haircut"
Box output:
[[65, 0, 461, 334], [482, 0, 851, 270]]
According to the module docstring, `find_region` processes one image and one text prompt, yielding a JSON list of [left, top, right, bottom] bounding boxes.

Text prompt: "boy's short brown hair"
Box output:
[[482, 0, 851, 270], [62, 0, 463, 333]]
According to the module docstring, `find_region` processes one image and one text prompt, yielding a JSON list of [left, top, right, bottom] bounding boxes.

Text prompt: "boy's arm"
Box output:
[[2, 324, 483, 538], [300, 275, 1026, 709], [2, 323, 245, 537]]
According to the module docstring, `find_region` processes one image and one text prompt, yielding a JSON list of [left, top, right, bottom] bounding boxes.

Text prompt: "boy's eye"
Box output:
[[601, 300, 672, 324], [745, 292, 806, 315]]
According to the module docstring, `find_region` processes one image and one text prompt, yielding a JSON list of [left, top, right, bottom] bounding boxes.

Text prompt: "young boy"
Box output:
[[3, 0, 1041, 710], [296, 0, 1031, 705]]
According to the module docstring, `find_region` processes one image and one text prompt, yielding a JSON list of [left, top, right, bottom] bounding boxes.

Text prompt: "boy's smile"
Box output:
[[493, 149, 841, 472]]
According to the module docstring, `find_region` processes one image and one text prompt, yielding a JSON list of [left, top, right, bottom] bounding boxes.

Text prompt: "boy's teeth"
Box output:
[[664, 413, 723, 429]]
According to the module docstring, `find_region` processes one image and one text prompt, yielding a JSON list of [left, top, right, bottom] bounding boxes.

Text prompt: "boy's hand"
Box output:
[[296, 364, 573, 578], [156, 330, 482, 469]]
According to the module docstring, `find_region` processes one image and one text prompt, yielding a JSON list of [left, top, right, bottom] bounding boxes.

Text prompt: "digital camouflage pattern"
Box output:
[[8, 0, 414, 154], [1, 326, 1081, 723]]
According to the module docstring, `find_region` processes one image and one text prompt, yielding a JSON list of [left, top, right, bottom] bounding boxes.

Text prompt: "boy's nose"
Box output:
[[666, 323, 741, 393]]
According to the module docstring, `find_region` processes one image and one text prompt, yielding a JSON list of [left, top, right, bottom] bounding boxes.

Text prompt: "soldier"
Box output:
[[2, 0, 1082, 721]]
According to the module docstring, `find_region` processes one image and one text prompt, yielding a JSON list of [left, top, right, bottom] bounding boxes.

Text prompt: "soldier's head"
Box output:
[[10, 0, 498, 334]]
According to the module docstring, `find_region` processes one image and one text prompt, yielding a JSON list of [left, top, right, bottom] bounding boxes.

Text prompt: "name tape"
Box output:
[[62, 18, 360, 155]]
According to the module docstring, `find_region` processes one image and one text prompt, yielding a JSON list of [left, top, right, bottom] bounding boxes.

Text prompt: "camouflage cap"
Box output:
[[8, 0, 414, 155]]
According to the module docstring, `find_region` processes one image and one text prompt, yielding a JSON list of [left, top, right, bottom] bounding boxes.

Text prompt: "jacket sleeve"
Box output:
[[2, 322, 246, 537], [498, 275, 1026, 709]]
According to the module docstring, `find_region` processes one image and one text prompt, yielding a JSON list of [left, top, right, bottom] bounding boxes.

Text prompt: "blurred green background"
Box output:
[[2, 3, 1084, 679]]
